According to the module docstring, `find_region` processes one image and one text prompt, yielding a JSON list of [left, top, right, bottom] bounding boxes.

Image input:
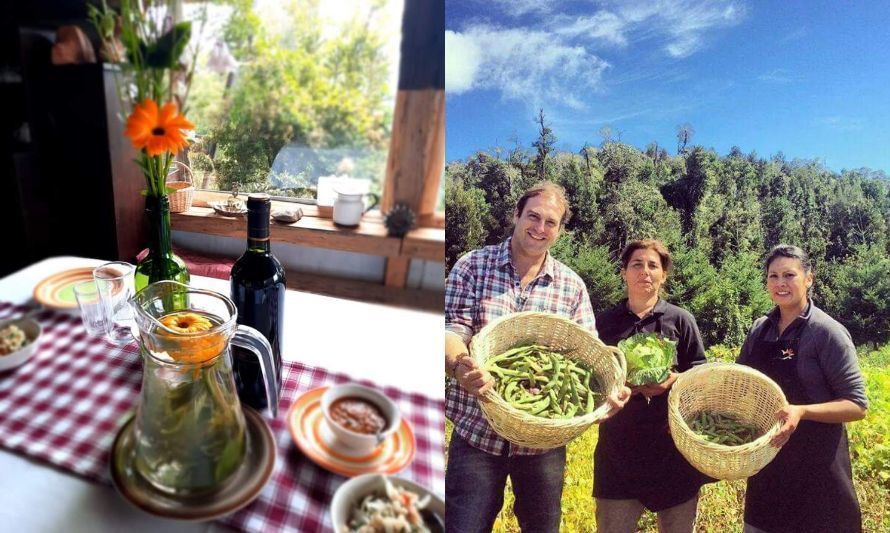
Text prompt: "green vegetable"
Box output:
[[687, 411, 761, 446], [618, 332, 677, 386], [484, 345, 604, 420]]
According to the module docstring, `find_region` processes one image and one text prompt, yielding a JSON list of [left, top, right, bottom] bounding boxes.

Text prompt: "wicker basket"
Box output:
[[668, 362, 787, 480], [470, 311, 627, 449], [166, 161, 194, 213]]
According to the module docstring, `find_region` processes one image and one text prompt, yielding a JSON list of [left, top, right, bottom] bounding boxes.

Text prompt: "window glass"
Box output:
[[184, 0, 403, 204]]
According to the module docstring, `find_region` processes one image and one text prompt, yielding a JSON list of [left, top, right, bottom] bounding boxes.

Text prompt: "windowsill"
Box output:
[[172, 206, 402, 256], [170, 191, 443, 262], [402, 227, 445, 261]]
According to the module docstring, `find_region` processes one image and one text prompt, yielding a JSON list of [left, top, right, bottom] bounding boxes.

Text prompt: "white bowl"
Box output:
[[321, 384, 401, 453], [0, 318, 42, 372], [330, 474, 444, 533]]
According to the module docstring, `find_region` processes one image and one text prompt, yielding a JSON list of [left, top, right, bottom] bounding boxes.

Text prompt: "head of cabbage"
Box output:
[[618, 332, 677, 386]]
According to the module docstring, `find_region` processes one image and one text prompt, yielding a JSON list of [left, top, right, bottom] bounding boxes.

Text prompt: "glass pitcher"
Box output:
[[129, 281, 280, 496]]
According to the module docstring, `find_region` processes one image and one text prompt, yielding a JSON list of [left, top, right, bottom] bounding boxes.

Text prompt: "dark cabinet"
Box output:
[[1, 16, 145, 277]]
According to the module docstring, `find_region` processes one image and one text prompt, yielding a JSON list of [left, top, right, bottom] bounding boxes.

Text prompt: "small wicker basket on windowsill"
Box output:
[[166, 161, 195, 213]]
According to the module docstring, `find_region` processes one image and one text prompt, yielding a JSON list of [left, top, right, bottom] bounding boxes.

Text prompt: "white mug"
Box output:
[[333, 189, 379, 226]]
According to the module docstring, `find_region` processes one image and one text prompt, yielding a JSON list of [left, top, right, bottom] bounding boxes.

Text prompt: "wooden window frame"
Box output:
[[169, 0, 444, 290]]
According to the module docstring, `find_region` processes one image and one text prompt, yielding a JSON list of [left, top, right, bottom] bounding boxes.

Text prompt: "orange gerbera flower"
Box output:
[[124, 98, 195, 156]]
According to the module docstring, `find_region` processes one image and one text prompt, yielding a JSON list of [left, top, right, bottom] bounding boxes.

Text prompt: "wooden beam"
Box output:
[[384, 257, 411, 289], [381, 89, 445, 214], [286, 268, 442, 312], [418, 93, 445, 219], [171, 207, 402, 256], [402, 227, 445, 262]]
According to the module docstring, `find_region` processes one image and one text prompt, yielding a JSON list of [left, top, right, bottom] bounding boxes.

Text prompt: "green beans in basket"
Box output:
[[687, 412, 762, 446], [483, 344, 604, 419]]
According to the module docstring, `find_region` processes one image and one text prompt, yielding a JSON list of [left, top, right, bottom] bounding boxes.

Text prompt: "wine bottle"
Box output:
[[230, 193, 285, 411]]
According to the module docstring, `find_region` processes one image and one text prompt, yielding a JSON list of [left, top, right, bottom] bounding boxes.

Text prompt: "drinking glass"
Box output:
[[93, 261, 136, 345], [73, 280, 114, 338]]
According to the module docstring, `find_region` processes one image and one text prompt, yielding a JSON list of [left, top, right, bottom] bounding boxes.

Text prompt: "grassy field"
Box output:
[[446, 344, 890, 532]]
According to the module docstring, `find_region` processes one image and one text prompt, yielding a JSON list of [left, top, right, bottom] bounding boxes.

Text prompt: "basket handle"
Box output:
[[607, 345, 627, 383], [166, 160, 193, 185]]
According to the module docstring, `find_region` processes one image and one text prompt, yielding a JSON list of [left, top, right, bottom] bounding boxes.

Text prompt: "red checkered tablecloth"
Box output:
[[0, 302, 445, 532]]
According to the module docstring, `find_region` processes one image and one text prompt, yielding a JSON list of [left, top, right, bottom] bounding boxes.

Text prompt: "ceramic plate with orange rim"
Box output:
[[288, 387, 416, 477], [33, 267, 97, 310]]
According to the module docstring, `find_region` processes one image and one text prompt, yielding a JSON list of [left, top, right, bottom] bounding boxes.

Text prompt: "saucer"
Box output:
[[209, 201, 247, 217], [288, 387, 416, 477], [33, 267, 95, 310], [110, 407, 276, 521]]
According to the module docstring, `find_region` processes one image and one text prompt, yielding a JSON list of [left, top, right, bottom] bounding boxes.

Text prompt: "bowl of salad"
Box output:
[[0, 317, 42, 372], [330, 474, 444, 533]]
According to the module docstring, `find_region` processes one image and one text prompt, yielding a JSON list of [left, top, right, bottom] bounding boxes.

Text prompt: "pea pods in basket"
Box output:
[[483, 344, 604, 419], [687, 412, 762, 446]]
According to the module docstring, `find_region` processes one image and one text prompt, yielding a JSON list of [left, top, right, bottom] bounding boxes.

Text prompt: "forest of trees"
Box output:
[[445, 113, 890, 348]]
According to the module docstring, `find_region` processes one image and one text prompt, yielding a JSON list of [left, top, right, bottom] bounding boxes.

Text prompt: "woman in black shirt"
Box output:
[[738, 245, 867, 533], [594, 240, 709, 533]]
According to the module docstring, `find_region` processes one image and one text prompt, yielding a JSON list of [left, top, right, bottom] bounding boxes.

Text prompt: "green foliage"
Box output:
[[687, 252, 773, 347], [551, 152, 602, 236], [221, 0, 262, 61], [550, 234, 624, 311], [849, 362, 890, 531], [458, 153, 517, 245], [667, 246, 718, 305], [826, 175, 889, 261], [444, 177, 489, 270], [446, 122, 890, 346], [662, 147, 720, 234], [210, 1, 390, 192], [600, 179, 683, 253], [597, 142, 645, 184], [860, 344, 890, 369], [705, 344, 740, 363], [190, 151, 214, 174], [819, 245, 890, 344]]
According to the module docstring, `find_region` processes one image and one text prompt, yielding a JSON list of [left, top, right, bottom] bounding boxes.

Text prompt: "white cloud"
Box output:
[[552, 11, 628, 46], [445, 24, 610, 108], [446, 1, 745, 107], [612, 0, 746, 57], [445, 30, 482, 93]]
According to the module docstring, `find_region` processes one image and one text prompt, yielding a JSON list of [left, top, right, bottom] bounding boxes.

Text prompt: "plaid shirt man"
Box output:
[[446, 237, 596, 456]]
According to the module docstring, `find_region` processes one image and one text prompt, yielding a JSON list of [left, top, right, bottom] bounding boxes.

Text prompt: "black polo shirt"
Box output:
[[596, 298, 706, 371], [592, 298, 711, 509]]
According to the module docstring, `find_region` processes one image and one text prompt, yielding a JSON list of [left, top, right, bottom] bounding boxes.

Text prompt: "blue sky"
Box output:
[[445, 0, 890, 173]]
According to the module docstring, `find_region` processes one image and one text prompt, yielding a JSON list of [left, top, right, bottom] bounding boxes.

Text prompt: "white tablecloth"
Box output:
[[0, 257, 443, 532]]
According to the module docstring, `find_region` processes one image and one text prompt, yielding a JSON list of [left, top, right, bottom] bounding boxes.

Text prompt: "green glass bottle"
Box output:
[[135, 195, 190, 291]]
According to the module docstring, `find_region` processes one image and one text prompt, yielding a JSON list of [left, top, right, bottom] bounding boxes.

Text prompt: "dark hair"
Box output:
[[764, 244, 813, 274], [620, 239, 673, 273], [515, 181, 572, 226]]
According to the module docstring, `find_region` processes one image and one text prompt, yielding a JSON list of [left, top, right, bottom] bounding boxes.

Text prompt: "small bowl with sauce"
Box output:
[[321, 384, 400, 453]]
